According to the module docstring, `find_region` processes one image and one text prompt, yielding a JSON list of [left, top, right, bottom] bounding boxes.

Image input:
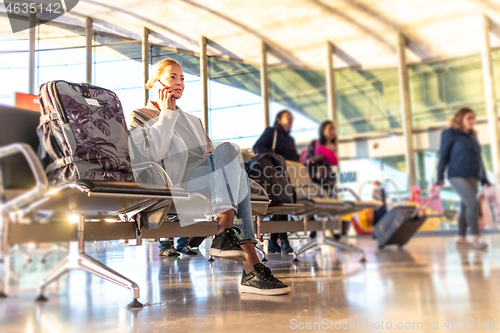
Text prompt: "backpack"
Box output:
[[38, 81, 134, 183], [245, 152, 294, 205]]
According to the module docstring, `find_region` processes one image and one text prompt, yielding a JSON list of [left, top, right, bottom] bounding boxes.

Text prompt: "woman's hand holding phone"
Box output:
[[155, 80, 176, 112]]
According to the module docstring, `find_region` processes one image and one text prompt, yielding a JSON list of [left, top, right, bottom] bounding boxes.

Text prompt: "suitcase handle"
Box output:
[[410, 194, 439, 219]]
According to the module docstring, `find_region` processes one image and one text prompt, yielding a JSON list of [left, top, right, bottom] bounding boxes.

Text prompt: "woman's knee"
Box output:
[[211, 144, 242, 171], [213, 142, 239, 158], [461, 196, 479, 210]]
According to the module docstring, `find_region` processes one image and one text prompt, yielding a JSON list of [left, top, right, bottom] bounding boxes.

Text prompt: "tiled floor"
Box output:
[[1, 233, 500, 333]]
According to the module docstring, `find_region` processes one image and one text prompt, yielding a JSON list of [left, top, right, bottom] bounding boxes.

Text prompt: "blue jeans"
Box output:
[[159, 237, 190, 251], [182, 143, 257, 244], [232, 193, 257, 244]]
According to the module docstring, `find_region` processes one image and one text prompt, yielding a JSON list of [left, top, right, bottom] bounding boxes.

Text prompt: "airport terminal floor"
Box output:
[[1, 234, 499, 333]]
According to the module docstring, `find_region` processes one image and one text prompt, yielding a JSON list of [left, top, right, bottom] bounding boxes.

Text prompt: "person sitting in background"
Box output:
[[302, 120, 338, 196], [129, 58, 290, 295], [371, 181, 387, 225], [253, 110, 298, 254], [436, 107, 490, 250], [302, 120, 338, 240]]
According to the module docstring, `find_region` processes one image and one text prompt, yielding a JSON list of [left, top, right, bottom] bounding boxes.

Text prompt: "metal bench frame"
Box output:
[[0, 143, 249, 308], [244, 155, 379, 263]]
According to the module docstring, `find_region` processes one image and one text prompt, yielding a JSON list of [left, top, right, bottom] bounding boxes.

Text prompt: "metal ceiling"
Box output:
[[3, 0, 500, 70]]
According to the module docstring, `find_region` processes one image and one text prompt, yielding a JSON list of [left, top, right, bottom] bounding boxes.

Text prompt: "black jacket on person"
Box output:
[[253, 123, 299, 162], [437, 128, 489, 185]]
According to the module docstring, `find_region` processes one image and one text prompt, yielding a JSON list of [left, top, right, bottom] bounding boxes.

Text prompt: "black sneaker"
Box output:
[[209, 228, 248, 262], [178, 245, 198, 256], [240, 263, 291, 295], [159, 248, 180, 257]]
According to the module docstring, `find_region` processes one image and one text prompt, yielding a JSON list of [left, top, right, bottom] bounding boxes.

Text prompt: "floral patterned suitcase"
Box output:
[[38, 81, 134, 183]]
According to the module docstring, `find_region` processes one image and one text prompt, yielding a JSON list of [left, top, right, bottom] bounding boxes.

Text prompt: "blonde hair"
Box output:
[[450, 107, 476, 134], [145, 58, 181, 89]]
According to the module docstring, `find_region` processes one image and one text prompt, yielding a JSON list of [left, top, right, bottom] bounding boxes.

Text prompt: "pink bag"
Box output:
[[479, 185, 500, 226], [423, 184, 443, 213]]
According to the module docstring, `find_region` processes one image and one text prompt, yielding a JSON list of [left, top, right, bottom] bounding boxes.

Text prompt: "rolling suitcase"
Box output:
[[374, 195, 437, 250], [38, 80, 134, 183]]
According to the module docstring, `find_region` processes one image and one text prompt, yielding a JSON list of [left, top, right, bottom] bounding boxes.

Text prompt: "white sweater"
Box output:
[[128, 102, 213, 186]]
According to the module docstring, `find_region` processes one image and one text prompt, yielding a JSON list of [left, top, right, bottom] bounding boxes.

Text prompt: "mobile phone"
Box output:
[[154, 81, 174, 101], [153, 80, 166, 92]]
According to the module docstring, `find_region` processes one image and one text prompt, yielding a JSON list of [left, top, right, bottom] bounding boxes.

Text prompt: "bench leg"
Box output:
[[77, 252, 142, 307], [254, 244, 268, 262], [323, 237, 366, 262], [35, 215, 143, 308], [0, 278, 6, 298], [35, 257, 71, 302], [293, 238, 318, 262], [0, 244, 33, 263], [41, 243, 69, 263], [293, 217, 366, 263]]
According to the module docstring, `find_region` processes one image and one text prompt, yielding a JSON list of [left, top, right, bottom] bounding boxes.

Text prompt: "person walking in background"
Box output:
[[371, 180, 387, 225], [436, 107, 490, 250], [253, 110, 298, 254]]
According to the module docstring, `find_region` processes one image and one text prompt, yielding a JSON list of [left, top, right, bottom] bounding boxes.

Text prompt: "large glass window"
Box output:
[[93, 33, 143, 123], [409, 55, 486, 127], [1, 17, 89, 106], [491, 49, 500, 114], [35, 23, 86, 86], [0, 15, 31, 106], [336, 68, 401, 136], [269, 67, 323, 145], [208, 59, 263, 149]]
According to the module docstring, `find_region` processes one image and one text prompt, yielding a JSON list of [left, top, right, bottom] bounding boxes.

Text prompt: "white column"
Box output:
[[480, 14, 500, 181], [397, 33, 416, 187], [200, 36, 209, 135], [261, 41, 270, 128], [85, 17, 93, 84], [326, 41, 337, 126], [28, 12, 36, 95], [142, 27, 149, 106]]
